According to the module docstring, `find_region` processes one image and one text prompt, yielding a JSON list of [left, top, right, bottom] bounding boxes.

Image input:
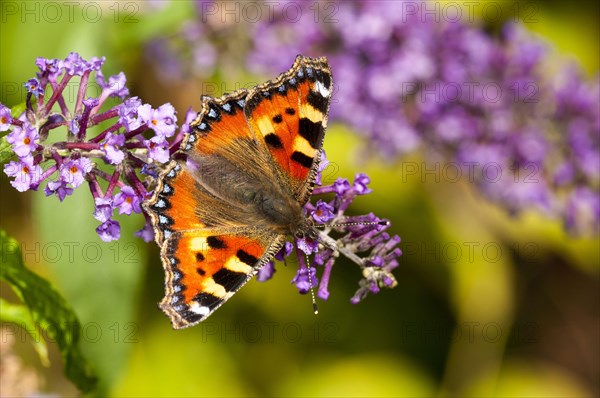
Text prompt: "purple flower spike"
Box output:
[[3, 155, 42, 192], [257, 261, 276, 282], [96, 219, 121, 242], [44, 179, 74, 201], [138, 103, 177, 138], [114, 186, 142, 215], [0, 105, 12, 131], [60, 157, 92, 188], [24, 78, 44, 96], [101, 132, 126, 164]]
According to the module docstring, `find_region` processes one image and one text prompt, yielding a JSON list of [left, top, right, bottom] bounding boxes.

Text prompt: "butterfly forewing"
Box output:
[[245, 56, 333, 202]]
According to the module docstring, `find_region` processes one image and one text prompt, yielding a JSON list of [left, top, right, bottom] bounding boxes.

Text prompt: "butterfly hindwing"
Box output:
[[245, 56, 332, 203], [160, 229, 285, 328]]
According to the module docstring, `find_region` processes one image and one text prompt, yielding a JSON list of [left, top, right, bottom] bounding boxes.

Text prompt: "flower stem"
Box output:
[[44, 74, 72, 117], [75, 71, 90, 115]]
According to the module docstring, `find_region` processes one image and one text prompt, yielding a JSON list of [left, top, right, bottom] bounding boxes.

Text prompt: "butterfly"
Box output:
[[143, 55, 333, 329]]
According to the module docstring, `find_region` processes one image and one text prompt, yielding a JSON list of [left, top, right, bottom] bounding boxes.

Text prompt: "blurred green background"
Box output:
[[1, 0, 598, 397]]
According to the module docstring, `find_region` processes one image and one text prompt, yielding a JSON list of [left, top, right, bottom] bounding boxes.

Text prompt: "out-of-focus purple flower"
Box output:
[[114, 186, 142, 215], [60, 157, 92, 188], [96, 219, 121, 242], [3, 155, 42, 192], [565, 188, 600, 235], [101, 132, 126, 164], [138, 103, 177, 138], [44, 179, 73, 201], [7, 124, 39, 157], [24, 78, 44, 96]]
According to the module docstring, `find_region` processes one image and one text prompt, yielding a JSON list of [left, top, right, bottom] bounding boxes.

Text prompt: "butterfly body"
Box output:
[[188, 138, 305, 235], [144, 56, 333, 329]]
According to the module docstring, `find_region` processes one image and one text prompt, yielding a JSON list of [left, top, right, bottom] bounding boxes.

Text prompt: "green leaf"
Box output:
[[0, 136, 14, 165], [0, 298, 50, 366], [0, 229, 98, 393], [10, 102, 26, 119]]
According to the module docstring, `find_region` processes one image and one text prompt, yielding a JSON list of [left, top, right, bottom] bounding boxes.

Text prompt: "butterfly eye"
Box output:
[[242, 190, 256, 202]]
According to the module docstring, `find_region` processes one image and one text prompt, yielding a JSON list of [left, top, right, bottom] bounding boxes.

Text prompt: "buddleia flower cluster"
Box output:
[[1, 53, 401, 304], [1, 52, 195, 242], [149, 0, 599, 235]]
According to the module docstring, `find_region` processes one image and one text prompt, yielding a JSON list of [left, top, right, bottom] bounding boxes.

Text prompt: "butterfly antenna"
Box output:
[[314, 220, 389, 229], [304, 252, 319, 315]]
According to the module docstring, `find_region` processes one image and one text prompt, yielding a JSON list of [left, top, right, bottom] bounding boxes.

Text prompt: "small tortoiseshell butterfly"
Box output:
[[144, 56, 333, 329]]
